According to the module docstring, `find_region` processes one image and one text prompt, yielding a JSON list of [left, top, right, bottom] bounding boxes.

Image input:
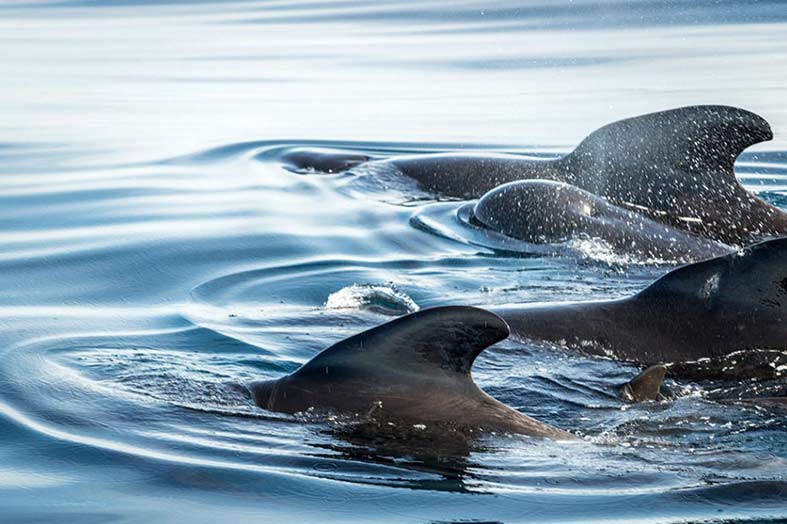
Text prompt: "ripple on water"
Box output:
[[0, 139, 786, 522]]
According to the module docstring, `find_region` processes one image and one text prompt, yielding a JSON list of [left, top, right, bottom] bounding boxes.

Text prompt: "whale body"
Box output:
[[492, 237, 787, 367], [282, 106, 787, 246], [468, 179, 729, 262], [250, 306, 572, 439]]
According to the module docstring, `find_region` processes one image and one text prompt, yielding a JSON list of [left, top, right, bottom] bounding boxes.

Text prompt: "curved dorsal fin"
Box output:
[[620, 365, 666, 402], [292, 306, 509, 380], [638, 237, 787, 316], [569, 105, 772, 178]]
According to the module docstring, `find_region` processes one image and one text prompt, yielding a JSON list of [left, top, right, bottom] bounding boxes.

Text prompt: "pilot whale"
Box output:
[[492, 237, 787, 368], [619, 365, 667, 402], [617, 362, 787, 407], [467, 179, 729, 262], [250, 306, 572, 439], [282, 106, 787, 246]]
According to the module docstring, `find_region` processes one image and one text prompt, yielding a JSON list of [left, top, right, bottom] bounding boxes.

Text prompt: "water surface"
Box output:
[[1, 1, 787, 522]]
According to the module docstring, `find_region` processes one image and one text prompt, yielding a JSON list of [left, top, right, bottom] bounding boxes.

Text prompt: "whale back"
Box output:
[[564, 105, 785, 244], [637, 237, 787, 334], [567, 105, 772, 193], [494, 238, 787, 365], [252, 306, 511, 414]]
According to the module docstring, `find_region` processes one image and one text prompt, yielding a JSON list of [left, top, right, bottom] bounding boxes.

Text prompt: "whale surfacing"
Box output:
[[619, 365, 667, 402], [469, 179, 729, 261], [493, 237, 787, 367], [392, 106, 786, 245], [250, 306, 572, 439], [283, 106, 787, 246]]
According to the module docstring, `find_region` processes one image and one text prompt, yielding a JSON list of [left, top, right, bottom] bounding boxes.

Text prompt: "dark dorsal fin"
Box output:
[[638, 237, 787, 317], [620, 365, 666, 402], [569, 105, 772, 179], [292, 306, 509, 380]]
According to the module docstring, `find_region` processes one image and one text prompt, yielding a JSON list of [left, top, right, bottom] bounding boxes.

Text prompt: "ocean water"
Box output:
[[2, 1, 787, 522]]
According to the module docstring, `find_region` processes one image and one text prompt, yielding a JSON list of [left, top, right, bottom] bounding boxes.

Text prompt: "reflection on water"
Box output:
[[1, 1, 787, 523]]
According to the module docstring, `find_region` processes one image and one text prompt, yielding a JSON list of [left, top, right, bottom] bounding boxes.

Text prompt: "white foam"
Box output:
[[325, 283, 419, 316]]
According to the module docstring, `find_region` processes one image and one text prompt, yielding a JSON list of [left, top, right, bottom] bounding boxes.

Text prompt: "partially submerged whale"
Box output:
[[492, 237, 787, 367], [619, 365, 667, 402], [668, 350, 787, 382], [467, 179, 729, 262], [617, 362, 787, 407], [283, 106, 787, 246], [250, 306, 572, 439], [669, 352, 787, 408]]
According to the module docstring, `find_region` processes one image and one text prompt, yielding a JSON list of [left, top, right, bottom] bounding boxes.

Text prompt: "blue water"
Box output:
[[2, 1, 787, 523]]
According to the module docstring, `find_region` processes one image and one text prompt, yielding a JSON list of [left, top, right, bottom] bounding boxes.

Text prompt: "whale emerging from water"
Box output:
[[492, 237, 787, 368], [617, 362, 787, 406], [467, 179, 730, 262], [619, 365, 667, 402], [282, 106, 787, 246], [250, 306, 573, 439]]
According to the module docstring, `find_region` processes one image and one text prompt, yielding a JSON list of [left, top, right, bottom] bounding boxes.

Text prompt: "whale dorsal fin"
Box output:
[[638, 237, 787, 318], [292, 306, 509, 380], [569, 105, 772, 178], [620, 365, 666, 402]]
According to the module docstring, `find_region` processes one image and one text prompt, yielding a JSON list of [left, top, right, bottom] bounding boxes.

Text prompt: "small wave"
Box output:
[[325, 283, 419, 316]]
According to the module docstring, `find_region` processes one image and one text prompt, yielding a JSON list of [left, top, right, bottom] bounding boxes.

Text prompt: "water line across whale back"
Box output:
[[281, 106, 787, 247]]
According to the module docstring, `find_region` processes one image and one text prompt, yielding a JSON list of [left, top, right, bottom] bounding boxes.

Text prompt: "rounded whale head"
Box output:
[[471, 179, 728, 260], [473, 180, 601, 242]]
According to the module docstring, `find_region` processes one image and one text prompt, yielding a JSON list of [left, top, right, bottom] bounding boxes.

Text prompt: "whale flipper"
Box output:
[[251, 306, 571, 438], [619, 365, 667, 402]]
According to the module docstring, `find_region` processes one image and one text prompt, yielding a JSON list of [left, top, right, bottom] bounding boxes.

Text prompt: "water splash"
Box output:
[[325, 283, 419, 316]]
